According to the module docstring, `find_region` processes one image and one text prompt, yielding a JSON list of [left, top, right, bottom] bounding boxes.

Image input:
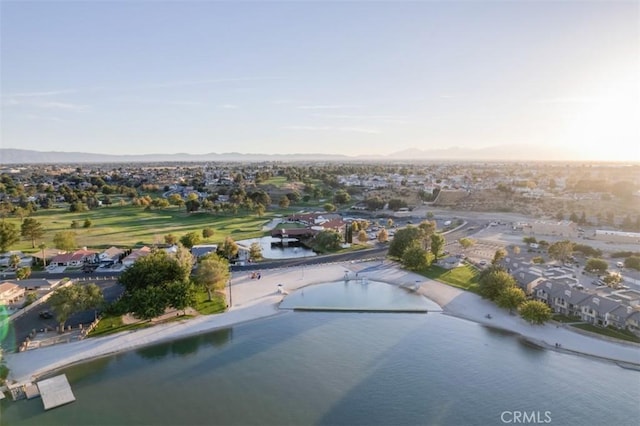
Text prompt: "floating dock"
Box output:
[[37, 374, 76, 410]]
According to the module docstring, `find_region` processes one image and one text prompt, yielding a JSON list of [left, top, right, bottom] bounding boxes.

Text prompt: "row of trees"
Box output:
[[48, 283, 104, 331], [115, 247, 234, 320], [478, 263, 553, 324], [388, 221, 445, 270]]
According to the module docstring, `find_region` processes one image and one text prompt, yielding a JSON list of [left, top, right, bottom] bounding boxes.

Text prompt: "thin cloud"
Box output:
[[3, 98, 89, 111], [283, 125, 380, 134], [312, 113, 410, 124], [111, 97, 203, 106], [30, 101, 89, 111], [297, 104, 361, 110], [3, 89, 76, 98], [537, 96, 597, 104], [20, 114, 64, 122], [218, 104, 240, 109]]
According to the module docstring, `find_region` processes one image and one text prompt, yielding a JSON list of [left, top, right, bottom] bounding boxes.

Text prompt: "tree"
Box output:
[[9, 254, 20, 269], [430, 234, 445, 262], [388, 226, 421, 258], [180, 231, 202, 249], [185, 197, 201, 213], [418, 220, 437, 250], [202, 228, 215, 239], [377, 228, 389, 243], [217, 236, 239, 261], [492, 248, 507, 265], [195, 254, 230, 301], [164, 234, 178, 245], [387, 218, 394, 228], [388, 199, 408, 211], [83, 218, 92, 228], [323, 203, 336, 213], [166, 280, 196, 315], [357, 229, 369, 244], [53, 231, 77, 251], [168, 193, 184, 208], [522, 236, 537, 245], [548, 240, 574, 263], [21, 218, 45, 248], [249, 242, 263, 261], [254, 204, 266, 217], [82, 283, 105, 320], [478, 266, 516, 301], [624, 256, 640, 271], [118, 250, 192, 320], [333, 190, 351, 205], [48, 285, 84, 331], [511, 245, 521, 256], [70, 220, 79, 229], [584, 258, 608, 274], [0, 222, 20, 253], [458, 237, 475, 255], [402, 242, 430, 271], [16, 266, 32, 280], [278, 196, 290, 209], [313, 230, 343, 252], [48, 283, 103, 330], [602, 272, 623, 289], [496, 286, 526, 314], [519, 300, 552, 325]]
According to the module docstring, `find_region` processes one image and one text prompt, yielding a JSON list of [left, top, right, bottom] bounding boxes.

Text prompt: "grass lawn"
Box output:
[[193, 289, 227, 315], [572, 323, 640, 344], [87, 315, 153, 337], [421, 264, 480, 293], [552, 314, 582, 323], [259, 176, 289, 187], [6, 205, 275, 252]]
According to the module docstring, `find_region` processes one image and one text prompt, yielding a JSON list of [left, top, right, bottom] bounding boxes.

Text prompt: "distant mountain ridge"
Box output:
[[0, 144, 584, 164]]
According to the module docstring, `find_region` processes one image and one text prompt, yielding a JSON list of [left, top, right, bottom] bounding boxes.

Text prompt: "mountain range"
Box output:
[[0, 144, 583, 164]]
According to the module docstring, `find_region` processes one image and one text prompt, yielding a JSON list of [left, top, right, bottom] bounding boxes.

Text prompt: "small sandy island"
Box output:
[[4, 261, 640, 384]]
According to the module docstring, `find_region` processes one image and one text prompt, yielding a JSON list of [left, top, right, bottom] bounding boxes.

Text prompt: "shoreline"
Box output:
[[4, 261, 640, 386]]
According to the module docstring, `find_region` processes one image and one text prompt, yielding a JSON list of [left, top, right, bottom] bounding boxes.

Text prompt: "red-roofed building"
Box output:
[[50, 249, 99, 267]]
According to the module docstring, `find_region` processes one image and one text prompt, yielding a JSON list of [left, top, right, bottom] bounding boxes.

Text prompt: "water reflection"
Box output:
[[136, 327, 233, 361], [237, 237, 316, 259]]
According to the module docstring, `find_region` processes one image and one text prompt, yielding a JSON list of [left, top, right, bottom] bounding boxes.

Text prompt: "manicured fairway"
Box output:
[[5, 205, 274, 252]]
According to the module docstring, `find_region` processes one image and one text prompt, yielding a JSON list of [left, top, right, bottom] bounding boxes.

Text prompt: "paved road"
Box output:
[[3, 280, 124, 353]]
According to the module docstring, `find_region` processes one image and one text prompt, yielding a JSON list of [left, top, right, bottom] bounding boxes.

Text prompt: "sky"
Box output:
[[1, 0, 639, 161]]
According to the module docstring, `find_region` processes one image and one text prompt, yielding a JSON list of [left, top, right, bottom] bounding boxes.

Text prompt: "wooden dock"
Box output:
[[37, 374, 76, 410]]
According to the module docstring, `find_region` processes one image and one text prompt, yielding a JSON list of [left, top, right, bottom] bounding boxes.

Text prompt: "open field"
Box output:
[[421, 264, 480, 293], [5, 205, 276, 252]]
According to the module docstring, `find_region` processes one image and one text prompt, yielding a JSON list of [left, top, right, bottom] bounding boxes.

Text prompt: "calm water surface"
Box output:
[[2, 312, 639, 426]]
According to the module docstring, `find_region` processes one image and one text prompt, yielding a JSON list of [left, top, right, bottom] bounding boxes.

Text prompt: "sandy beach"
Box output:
[[4, 260, 640, 385]]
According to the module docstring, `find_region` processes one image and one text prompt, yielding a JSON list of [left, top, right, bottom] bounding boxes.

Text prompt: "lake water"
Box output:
[[279, 280, 436, 312], [238, 237, 316, 259], [2, 311, 639, 425]]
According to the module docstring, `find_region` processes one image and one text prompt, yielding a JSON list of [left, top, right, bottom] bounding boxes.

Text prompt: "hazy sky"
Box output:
[[1, 1, 638, 161]]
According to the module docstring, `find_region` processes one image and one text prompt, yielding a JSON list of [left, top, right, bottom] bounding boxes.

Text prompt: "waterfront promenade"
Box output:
[[4, 261, 640, 384]]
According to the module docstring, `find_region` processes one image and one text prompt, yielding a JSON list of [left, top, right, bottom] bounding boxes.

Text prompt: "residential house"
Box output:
[[122, 246, 152, 268], [579, 296, 621, 326], [50, 249, 99, 267], [99, 246, 125, 265], [191, 245, 218, 259], [608, 305, 636, 330], [0, 282, 25, 304]]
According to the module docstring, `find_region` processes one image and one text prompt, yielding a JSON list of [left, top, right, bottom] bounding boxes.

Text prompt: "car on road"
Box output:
[[39, 310, 53, 319]]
